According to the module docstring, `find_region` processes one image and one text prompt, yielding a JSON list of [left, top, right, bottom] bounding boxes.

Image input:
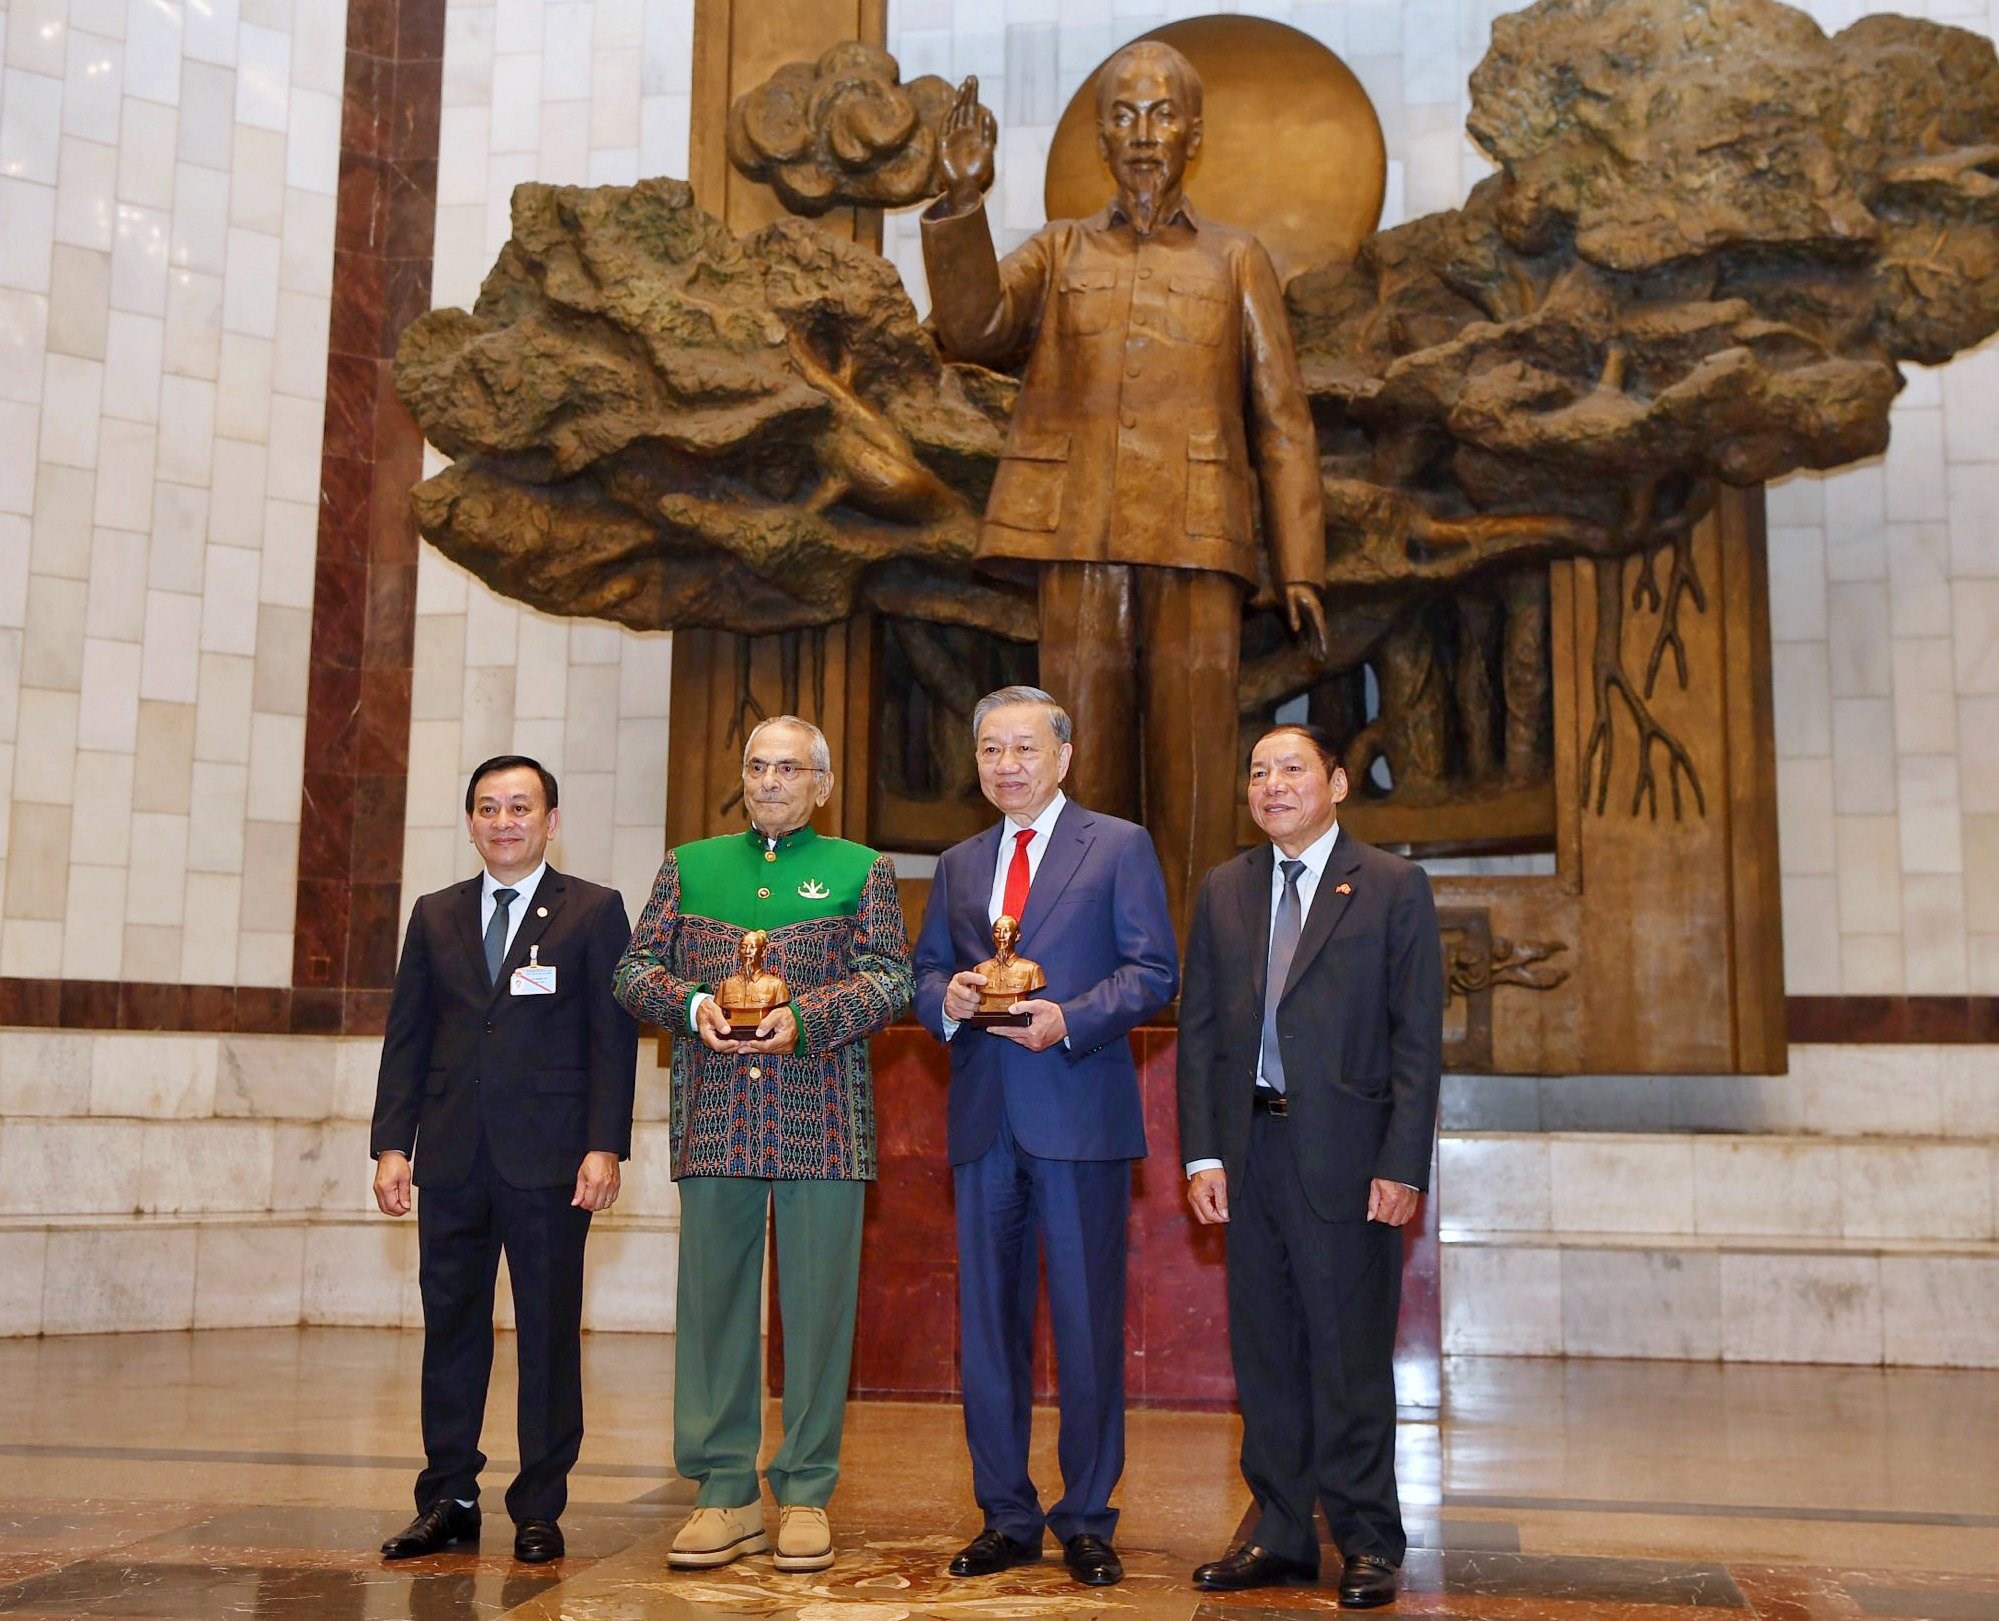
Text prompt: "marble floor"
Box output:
[[0, 1330, 1995, 1619]]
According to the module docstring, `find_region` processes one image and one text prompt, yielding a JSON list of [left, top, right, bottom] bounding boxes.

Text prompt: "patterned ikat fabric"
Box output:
[[614, 851, 912, 1179]]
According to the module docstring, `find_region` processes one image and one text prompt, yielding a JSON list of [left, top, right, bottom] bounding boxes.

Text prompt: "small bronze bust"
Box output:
[[717, 929, 790, 1038], [968, 914, 1046, 1028]]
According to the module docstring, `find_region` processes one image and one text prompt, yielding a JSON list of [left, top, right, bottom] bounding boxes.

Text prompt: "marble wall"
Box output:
[[1769, 432, 1999, 998], [0, 1026, 681, 1336], [1, 0, 346, 986], [1439, 1044, 1999, 1367], [0, 0, 701, 976], [882, 0, 1999, 998]]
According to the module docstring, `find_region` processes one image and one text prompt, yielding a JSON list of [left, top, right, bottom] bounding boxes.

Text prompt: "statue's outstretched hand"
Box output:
[[1284, 582, 1328, 662], [938, 76, 997, 213]]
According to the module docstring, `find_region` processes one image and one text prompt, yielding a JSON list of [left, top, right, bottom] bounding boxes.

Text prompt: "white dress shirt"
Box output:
[[481, 862, 546, 961], [1184, 821, 1341, 1176], [986, 790, 1068, 923], [943, 791, 1070, 1041]]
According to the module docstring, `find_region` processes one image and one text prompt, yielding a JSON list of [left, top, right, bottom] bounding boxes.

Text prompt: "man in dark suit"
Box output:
[[914, 685, 1179, 1588], [371, 754, 638, 1565], [1177, 724, 1442, 1610]]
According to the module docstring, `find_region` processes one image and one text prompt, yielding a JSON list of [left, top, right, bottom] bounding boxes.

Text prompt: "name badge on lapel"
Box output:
[[510, 943, 557, 996]]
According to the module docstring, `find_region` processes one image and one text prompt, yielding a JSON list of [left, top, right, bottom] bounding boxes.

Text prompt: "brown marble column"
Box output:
[[289, 0, 447, 1034]]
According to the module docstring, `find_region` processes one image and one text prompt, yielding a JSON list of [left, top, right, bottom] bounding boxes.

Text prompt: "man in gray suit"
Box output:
[[1176, 723, 1442, 1610]]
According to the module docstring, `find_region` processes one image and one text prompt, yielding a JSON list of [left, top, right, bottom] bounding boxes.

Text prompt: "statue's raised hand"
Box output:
[[937, 76, 997, 214]]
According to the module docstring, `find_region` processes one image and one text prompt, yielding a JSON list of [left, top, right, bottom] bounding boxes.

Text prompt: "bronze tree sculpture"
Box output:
[[394, 0, 1999, 824]]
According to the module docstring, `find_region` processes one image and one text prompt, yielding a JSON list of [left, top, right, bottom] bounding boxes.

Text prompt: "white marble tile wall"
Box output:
[[405, 0, 692, 930], [883, 0, 1999, 995], [1441, 1131, 1999, 1242], [0, 1024, 677, 1334], [0, 1026, 672, 1122], [0, 0, 342, 986], [1446, 1045, 1999, 1136], [1443, 1237, 1999, 1366], [1774, 336, 1999, 993], [1439, 1115, 1998, 1360]]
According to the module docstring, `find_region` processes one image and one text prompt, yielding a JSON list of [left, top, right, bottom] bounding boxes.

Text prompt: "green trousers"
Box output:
[[674, 1176, 865, 1508]]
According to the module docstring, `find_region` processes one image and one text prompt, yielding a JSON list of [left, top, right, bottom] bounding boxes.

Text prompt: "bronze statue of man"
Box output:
[[921, 41, 1326, 934]]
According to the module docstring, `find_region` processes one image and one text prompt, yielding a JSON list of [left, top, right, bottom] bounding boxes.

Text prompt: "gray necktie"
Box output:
[[484, 887, 517, 983], [1260, 859, 1305, 1093]]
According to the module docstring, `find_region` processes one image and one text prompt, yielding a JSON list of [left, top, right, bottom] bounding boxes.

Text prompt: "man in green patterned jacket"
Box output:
[[614, 715, 912, 1575]]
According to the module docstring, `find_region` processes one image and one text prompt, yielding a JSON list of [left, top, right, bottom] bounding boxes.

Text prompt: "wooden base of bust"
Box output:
[[964, 1007, 1031, 1028]]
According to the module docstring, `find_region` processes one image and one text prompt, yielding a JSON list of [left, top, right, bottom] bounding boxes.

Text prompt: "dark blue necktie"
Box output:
[[484, 887, 517, 983]]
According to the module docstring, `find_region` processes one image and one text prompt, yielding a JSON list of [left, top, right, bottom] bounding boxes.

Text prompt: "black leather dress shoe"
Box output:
[[381, 1500, 481, 1559], [513, 1519, 565, 1563], [1191, 1543, 1318, 1591], [1063, 1534, 1123, 1586], [948, 1528, 1042, 1577], [1337, 1552, 1398, 1609]]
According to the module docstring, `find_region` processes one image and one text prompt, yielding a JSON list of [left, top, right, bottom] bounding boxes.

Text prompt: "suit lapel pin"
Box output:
[[536, 905, 548, 917], [1335, 882, 1353, 895]]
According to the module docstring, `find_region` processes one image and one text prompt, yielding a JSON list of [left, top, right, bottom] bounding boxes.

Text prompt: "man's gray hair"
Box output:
[[972, 685, 1073, 745], [742, 715, 832, 773], [1095, 39, 1204, 121]]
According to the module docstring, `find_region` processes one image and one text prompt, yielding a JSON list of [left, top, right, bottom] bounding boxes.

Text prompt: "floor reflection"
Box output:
[[0, 1329, 1994, 1620]]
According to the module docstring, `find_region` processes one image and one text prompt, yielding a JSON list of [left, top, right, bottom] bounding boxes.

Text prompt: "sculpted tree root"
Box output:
[[1635, 522, 1709, 697], [1582, 556, 1709, 820]]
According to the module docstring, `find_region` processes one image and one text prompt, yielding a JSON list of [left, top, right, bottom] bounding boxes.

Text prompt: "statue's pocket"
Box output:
[[991, 430, 1070, 532], [1165, 275, 1229, 346], [1185, 427, 1236, 538], [1056, 270, 1117, 335]]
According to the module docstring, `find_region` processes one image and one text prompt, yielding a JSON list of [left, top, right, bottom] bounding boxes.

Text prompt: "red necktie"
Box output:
[[1002, 828, 1034, 921]]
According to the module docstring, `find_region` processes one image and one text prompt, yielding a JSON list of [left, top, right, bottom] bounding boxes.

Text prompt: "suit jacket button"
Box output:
[[484, 1021, 494, 1034]]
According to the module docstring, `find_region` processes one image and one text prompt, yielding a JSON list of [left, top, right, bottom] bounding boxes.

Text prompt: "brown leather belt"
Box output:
[[1252, 1089, 1288, 1117]]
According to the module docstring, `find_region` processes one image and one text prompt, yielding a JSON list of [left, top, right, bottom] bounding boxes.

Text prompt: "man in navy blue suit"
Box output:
[[914, 685, 1179, 1588]]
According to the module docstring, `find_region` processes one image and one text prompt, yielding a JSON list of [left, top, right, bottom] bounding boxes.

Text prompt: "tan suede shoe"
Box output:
[[669, 1503, 769, 1568], [773, 1505, 834, 1572]]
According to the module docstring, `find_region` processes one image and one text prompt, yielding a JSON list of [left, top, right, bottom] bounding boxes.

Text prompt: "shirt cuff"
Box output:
[[1185, 1158, 1223, 1177], [687, 991, 712, 1033], [941, 1016, 960, 1042]]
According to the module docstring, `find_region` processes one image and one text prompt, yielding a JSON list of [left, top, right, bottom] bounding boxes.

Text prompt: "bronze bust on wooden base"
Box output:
[[964, 914, 1046, 1028], [716, 929, 790, 1039]]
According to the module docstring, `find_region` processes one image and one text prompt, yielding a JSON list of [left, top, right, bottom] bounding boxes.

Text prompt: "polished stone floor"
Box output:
[[0, 1329, 1995, 1618]]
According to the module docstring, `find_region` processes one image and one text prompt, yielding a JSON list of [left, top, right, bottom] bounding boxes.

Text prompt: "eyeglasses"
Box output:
[[743, 758, 825, 782]]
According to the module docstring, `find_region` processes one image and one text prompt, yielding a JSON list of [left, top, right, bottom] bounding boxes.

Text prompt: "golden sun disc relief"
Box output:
[[1044, 15, 1388, 287]]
